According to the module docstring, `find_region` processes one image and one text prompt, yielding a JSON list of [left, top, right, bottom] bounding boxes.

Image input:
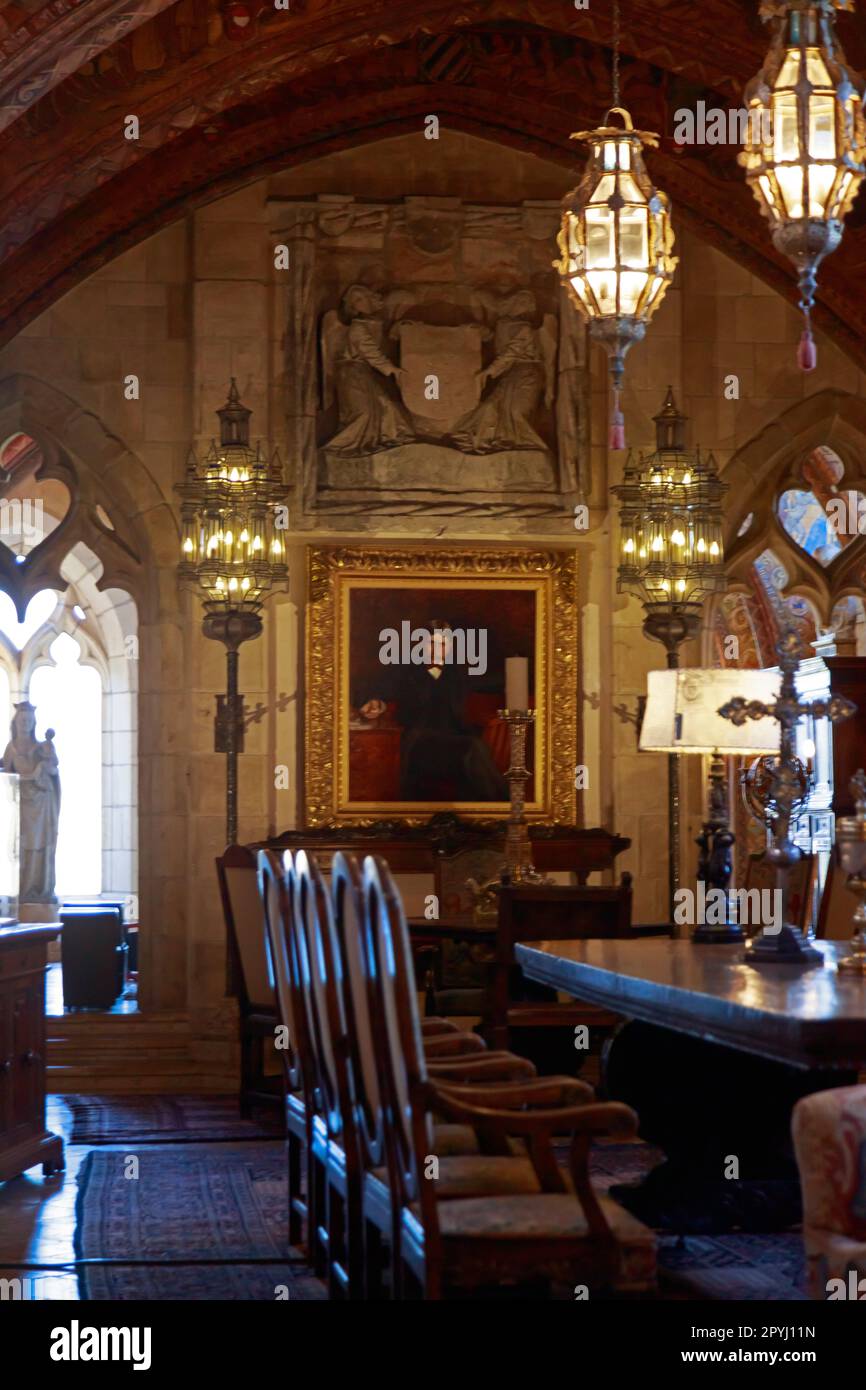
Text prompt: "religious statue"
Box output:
[[1, 702, 60, 906], [448, 290, 556, 454], [321, 285, 415, 455]]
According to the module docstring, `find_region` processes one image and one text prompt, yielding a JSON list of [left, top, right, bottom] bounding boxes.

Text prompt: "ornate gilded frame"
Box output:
[[305, 546, 578, 827]]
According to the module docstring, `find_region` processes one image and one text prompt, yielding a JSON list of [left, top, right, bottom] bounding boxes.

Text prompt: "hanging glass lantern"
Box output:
[[739, 0, 866, 370], [613, 388, 727, 651], [555, 107, 678, 449], [177, 380, 287, 614]]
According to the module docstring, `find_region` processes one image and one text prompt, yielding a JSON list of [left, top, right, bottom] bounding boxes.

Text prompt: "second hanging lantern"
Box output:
[[554, 0, 677, 449]]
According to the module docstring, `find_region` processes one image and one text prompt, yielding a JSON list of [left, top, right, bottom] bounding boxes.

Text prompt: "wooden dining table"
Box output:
[[515, 936, 866, 1071], [515, 936, 866, 1230]]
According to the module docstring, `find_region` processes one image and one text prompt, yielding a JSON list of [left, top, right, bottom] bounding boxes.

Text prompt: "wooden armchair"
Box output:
[[257, 850, 313, 1253], [283, 848, 594, 1299], [216, 845, 280, 1116], [490, 876, 641, 1054], [365, 856, 656, 1299]]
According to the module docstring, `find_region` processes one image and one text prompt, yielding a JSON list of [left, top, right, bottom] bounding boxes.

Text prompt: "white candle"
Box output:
[[505, 656, 529, 711]]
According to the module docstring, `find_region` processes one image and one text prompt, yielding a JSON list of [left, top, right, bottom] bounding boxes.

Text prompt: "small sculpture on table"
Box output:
[[693, 752, 740, 944], [718, 630, 855, 967], [0, 702, 60, 918]]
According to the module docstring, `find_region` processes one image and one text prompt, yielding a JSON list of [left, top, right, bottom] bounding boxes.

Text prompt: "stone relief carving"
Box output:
[[321, 286, 414, 455], [320, 283, 556, 458], [274, 194, 590, 520], [449, 290, 556, 455]]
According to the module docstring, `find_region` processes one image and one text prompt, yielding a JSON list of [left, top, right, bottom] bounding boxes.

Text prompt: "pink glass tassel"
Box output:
[[798, 306, 816, 372], [797, 326, 817, 372], [609, 387, 626, 450]]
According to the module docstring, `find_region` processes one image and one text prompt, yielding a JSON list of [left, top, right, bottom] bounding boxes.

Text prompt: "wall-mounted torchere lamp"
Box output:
[[177, 381, 288, 846]]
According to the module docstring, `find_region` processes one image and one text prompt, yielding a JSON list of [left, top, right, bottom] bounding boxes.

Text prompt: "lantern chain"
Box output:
[[612, 0, 621, 108]]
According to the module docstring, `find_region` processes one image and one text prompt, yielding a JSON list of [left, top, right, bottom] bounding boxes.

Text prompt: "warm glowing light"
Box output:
[[556, 107, 677, 448], [739, 5, 866, 367], [177, 381, 287, 613], [612, 386, 726, 616]]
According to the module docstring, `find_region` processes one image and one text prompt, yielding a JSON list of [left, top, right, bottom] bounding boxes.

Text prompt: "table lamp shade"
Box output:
[[639, 668, 781, 755]]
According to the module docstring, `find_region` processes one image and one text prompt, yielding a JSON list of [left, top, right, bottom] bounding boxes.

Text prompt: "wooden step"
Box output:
[[45, 1011, 238, 1094]]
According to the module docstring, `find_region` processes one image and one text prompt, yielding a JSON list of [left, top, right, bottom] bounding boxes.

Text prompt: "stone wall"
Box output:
[[1, 129, 863, 1047]]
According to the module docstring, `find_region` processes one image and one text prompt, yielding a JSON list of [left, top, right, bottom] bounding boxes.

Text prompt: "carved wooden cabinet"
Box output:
[[0, 924, 64, 1182], [826, 657, 866, 815]]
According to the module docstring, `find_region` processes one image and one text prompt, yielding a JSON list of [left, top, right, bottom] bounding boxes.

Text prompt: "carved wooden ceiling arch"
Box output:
[[2, 1, 866, 362]]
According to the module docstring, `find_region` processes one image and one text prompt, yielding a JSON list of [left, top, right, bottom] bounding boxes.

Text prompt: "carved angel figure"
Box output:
[[449, 290, 555, 455], [321, 285, 415, 455]]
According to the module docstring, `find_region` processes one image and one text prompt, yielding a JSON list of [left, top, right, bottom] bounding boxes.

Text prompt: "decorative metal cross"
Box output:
[[718, 628, 856, 965]]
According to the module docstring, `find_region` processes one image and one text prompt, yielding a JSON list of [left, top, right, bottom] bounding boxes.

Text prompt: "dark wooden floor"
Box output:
[[0, 1097, 89, 1299], [0, 1097, 313, 1301]]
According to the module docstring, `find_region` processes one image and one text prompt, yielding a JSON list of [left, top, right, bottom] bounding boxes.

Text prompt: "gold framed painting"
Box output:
[[305, 546, 578, 827]]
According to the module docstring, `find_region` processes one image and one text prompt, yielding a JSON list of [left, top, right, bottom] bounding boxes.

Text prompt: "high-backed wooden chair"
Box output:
[[216, 844, 280, 1116], [328, 852, 607, 1298], [490, 877, 646, 1053], [815, 859, 856, 941], [745, 851, 818, 936], [257, 849, 320, 1256], [290, 851, 367, 1298], [276, 850, 536, 1300], [365, 855, 656, 1299]]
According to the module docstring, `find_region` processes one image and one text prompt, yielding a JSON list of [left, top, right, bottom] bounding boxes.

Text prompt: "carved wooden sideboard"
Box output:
[[253, 815, 629, 883], [0, 923, 64, 1182]]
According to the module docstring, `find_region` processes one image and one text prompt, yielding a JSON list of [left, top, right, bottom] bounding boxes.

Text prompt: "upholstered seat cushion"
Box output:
[[433, 1123, 480, 1156], [431, 1123, 526, 1158], [373, 1154, 550, 1199], [426, 1191, 656, 1292], [433, 1191, 651, 1243]]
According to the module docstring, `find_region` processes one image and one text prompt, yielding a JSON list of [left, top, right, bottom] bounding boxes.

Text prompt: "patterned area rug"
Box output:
[[586, 1146, 807, 1299], [64, 1094, 282, 1144], [587, 1140, 664, 1190], [75, 1146, 324, 1301], [658, 1233, 808, 1301], [74, 1140, 807, 1301]]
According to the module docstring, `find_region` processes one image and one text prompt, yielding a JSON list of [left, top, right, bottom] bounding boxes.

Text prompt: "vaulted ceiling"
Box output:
[[2, 0, 866, 362]]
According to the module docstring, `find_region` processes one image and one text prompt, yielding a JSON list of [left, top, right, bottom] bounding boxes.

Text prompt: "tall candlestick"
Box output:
[[505, 656, 529, 711]]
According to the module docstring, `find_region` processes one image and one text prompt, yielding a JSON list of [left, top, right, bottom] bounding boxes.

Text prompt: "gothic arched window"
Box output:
[[0, 425, 139, 910]]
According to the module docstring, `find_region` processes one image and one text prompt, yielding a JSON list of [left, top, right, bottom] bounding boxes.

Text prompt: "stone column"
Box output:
[[277, 208, 318, 517]]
